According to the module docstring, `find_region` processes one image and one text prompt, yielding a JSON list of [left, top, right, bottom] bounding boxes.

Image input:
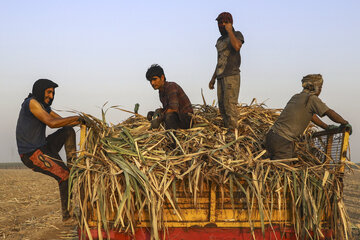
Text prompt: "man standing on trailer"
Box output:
[[146, 64, 193, 130], [208, 12, 244, 136], [16, 79, 81, 221], [265, 74, 352, 160]]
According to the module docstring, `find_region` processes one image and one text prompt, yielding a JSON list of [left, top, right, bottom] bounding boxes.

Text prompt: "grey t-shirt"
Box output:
[[216, 31, 244, 79], [272, 92, 330, 141]]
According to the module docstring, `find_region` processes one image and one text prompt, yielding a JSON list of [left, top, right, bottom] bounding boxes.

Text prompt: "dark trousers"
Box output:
[[164, 112, 192, 130], [265, 129, 294, 160], [20, 127, 76, 218]]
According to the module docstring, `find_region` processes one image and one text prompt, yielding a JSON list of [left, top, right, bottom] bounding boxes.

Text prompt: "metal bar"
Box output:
[[325, 134, 333, 163], [312, 128, 344, 138], [209, 182, 216, 223], [339, 131, 350, 173]]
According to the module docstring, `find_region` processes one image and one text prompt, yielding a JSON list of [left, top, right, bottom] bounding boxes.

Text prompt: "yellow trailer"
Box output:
[[77, 125, 351, 240]]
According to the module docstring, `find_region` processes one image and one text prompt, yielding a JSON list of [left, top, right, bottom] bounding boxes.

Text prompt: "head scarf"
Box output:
[[216, 12, 233, 24], [301, 74, 323, 106], [27, 79, 58, 107], [301, 74, 323, 94]]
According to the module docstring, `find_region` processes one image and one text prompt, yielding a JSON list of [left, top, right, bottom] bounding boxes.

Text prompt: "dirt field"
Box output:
[[0, 169, 77, 240], [1, 169, 360, 240], [344, 169, 360, 228]]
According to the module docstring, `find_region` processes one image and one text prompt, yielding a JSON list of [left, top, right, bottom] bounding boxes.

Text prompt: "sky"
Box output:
[[0, 0, 359, 163]]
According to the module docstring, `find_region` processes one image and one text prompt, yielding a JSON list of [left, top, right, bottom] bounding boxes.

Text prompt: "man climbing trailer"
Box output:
[[16, 79, 81, 221]]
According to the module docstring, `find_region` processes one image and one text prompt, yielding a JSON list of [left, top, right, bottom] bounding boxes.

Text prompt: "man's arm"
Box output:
[[50, 111, 61, 118], [324, 109, 348, 125], [209, 68, 217, 90], [50, 111, 80, 127], [311, 114, 328, 129], [312, 109, 348, 129], [29, 99, 80, 128], [224, 23, 242, 51]]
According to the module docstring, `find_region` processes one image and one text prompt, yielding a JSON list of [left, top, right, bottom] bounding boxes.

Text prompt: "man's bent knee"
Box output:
[[62, 126, 75, 137]]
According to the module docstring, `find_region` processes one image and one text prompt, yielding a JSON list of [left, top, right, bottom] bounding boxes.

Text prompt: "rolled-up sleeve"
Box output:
[[235, 31, 244, 44]]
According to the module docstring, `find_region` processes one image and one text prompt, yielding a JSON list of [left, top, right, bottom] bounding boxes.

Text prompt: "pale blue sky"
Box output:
[[1, 0, 359, 162]]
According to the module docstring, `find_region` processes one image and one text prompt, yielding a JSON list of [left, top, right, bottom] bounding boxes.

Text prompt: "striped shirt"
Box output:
[[159, 82, 193, 114]]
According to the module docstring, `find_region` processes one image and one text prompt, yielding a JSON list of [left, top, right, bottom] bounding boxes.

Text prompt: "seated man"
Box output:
[[16, 79, 81, 221], [265, 74, 351, 160], [146, 64, 193, 130]]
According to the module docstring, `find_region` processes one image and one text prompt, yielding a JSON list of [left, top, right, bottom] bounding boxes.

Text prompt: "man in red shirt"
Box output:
[[146, 64, 193, 129]]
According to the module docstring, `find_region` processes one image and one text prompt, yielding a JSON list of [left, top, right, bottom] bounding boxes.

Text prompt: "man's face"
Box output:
[[44, 87, 54, 104], [150, 75, 165, 90], [217, 20, 228, 36]]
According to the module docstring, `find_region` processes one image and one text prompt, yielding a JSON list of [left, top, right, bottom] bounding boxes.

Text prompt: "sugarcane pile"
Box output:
[[70, 100, 351, 240]]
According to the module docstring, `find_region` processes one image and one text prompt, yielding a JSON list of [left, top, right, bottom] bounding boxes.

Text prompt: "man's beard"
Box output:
[[219, 27, 227, 36], [45, 98, 54, 107]]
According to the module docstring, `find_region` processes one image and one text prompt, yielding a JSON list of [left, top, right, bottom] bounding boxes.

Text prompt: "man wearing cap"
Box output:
[[209, 12, 244, 135], [146, 64, 193, 130], [265, 74, 352, 160], [16, 79, 81, 221]]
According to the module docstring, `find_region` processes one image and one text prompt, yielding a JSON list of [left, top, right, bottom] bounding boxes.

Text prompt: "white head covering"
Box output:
[[301, 74, 323, 95]]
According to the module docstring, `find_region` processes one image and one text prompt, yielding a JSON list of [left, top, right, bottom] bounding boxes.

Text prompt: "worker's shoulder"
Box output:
[[165, 81, 181, 88], [234, 30, 244, 40], [298, 93, 326, 106], [20, 97, 32, 107], [29, 98, 51, 113], [308, 94, 322, 102], [29, 98, 41, 108], [166, 81, 187, 95], [287, 92, 309, 104]]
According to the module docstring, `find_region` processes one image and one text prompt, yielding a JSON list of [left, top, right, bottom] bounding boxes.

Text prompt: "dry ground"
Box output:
[[1, 169, 360, 240], [0, 169, 77, 240], [344, 169, 360, 228]]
